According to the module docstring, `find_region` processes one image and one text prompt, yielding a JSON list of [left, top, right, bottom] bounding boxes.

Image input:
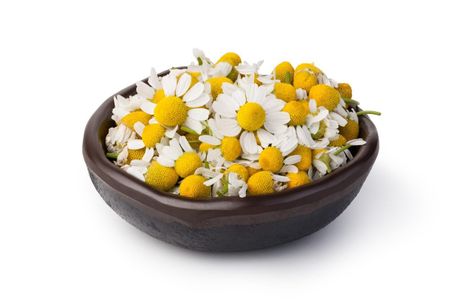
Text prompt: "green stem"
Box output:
[[343, 98, 360, 106], [284, 72, 292, 84], [356, 110, 382, 116], [197, 57, 203, 65], [106, 152, 118, 160], [334, 145, 351, 155], [181, 126, 198, 135]]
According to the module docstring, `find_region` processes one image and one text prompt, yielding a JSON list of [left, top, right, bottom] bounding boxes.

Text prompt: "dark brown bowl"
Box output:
[[83, 70, 379, 252]]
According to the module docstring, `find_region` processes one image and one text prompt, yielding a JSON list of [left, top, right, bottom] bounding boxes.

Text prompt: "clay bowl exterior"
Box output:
[[82, 70, 379, 252]]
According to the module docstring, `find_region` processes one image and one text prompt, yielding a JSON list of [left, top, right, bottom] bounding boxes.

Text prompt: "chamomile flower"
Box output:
[[139, 70, 211, 134], [211, 81, 290, 154], [157, 136, 203, 178]]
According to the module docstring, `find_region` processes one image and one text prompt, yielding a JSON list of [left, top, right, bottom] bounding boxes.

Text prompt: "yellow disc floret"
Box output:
[[247, 166, 260, 177], [225, 164, 249, 182], [339, 119, 359, 141], [290, 145, 312, 171], [199, 142, 214, 152], [237, 102, 266, 131], [293, 70, 318, 92], [274, 61, 294, 84], [221, 137, 242, 161], [329, 134, 347, 147], [283, 100, 309, 126], [287, 171, 311, 189], [145, 161, 178, 191], [121, 110, 151, 129], [174, 152, 202, 178], [259, 147, 283, 173], [309, 84, 340, 111], [337, 83, 352, 99], [274, 82, 296, 102], [142, 123, 165, 148], [216, 52, 241, 66], [179, 175, 211, 198], [295, 63, 322, 75], [206, 77, 233, 100], [152, 89, 166, 103], [154, 96, 188, 127], [247, 171, 274, 195], [127, 148, 145, 162]]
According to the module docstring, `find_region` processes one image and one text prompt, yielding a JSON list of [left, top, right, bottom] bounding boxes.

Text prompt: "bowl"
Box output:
[[82, 70, 379, 252]]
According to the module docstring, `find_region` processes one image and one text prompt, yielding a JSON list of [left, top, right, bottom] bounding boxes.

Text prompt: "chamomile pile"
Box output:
[[105, 49, 379, 199]]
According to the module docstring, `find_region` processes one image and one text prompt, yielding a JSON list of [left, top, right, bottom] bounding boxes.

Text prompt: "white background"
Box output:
[[1, 0, 449, 302]]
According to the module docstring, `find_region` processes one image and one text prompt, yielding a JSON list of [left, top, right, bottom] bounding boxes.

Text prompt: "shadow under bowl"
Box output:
[[83, 71, 379, 252]]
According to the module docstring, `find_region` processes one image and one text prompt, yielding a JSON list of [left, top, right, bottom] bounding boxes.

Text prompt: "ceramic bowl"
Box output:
[[83, 70, 379, 252]]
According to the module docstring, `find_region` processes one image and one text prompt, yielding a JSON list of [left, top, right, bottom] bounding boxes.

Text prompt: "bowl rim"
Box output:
[[83, 69, 379, 216]]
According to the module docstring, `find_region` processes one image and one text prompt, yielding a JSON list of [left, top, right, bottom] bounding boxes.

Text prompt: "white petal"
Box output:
[[176, 73, 192, 97], [130, 160, 150, 167], [140, 101, 156, 115], [157, 156, 175, 167], [284, 155, 301, 165], [313, 159, 328, 175], [183, 117, 203, 134], [216, 118, 241, 137], [280, 165, 299, 173], [161, 74, 177, 96], [133, 121, 145, 137], [347, 138, 366, 146], [127, 139, 145, 150], [204, 174, 223, 186], [330, 112, 348, 127], [217, 93, 240, 111], [238, 183, 248, 198], [241, 131, 258, 155], [148, 68, 161, 89], [179, 136, 193, 152], [212, 100, 236, 118], [168, 138, 183, 158], [188, 108, 210, 121], [183, 82, 205, 102], [309, 99, 317, 113], [165, 125, 178, 138], [266, 111, 291, 124], [142, 148, 155, 162], [272, 174, 290, 182], [199, 135, 221, 146], [186, 94, 210, 108], [136, 81, 155, 99], [256, 128, 275, 147]]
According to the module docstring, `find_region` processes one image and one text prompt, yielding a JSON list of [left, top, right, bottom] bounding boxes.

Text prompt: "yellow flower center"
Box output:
[[290, 145, 312, 171], [337, 83, 352, 99], [329, 134, 347, 147], [339, 119, 359, 141], [127, 148, 145, 163], [309, 84, 340, 111], [142, 123, 166, 148], [152, 89, 166, 103], [283, 100, 309, 126], [295, 63, 322, 75], [216, 52, 242, 66], [274, 82, 296, 102], [174, 152, 202, 178], [179, 175, 211, 198], [274, 61, 294, 84], [221, 137, 242, 161], [259, 147, 283, 173], [145, 161, 178, 191], [236, 102, 266, 131], [120, 110, 151, 129], [287, 171, 311, 189], [199, 142, 214, 152], [293, 70, 318, 93], [247, 171, 274, 195], [154, 96, 188, 127], [206, 77, 233, 99], [225, 164, 249, 182]]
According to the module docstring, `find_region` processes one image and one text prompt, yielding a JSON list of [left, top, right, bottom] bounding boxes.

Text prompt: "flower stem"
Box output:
[[334, 145, 351, 155], [106, 152, 118, 160], [343, 98, 360, 106], [181, 126, 198, 135], [356, 110, 382, 116]]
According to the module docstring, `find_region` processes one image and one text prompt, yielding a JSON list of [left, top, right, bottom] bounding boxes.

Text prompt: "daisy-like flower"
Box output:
[[139, 70, 211, 134], [111, 94, 146, 123], [157, 136, 204, 178], [211, 81, 290, 155]]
